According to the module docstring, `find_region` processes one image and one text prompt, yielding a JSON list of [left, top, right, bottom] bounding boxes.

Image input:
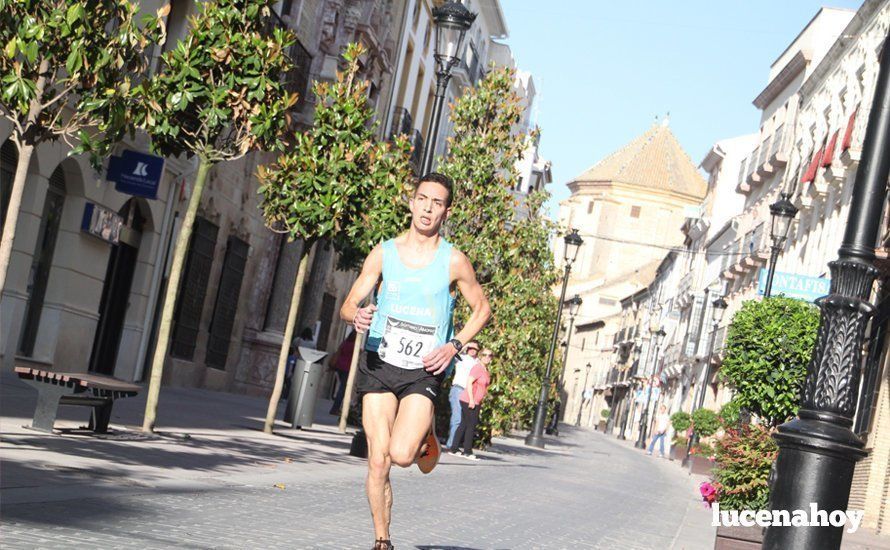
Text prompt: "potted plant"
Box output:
[[669, 411, 691, 461], [598, 409, 609, 432], [702, 424, 777, 549], [689, 408, 719, 475]]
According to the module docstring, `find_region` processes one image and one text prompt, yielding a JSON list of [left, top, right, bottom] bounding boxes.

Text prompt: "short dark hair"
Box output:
[[466, 339, 481, 351], [416, 172, 453, 207]]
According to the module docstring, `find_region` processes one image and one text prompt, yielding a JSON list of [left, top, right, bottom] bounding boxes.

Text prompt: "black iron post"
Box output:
[[764, 244, 781, 298], [525, 263, 570, 448], [420, 72, 451, 175], [763, 34, 890, 550], [526, 231, 582, 448], [685, 296, 727, 468], [576, 363, 592, 426]]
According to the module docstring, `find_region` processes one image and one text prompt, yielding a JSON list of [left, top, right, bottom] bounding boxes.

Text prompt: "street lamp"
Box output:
[[420, 1, 476, 174], [576, 362, 592, 426], [685, 296, 728, 468], [764, 34, 890, 550], [764, 192, 798, 298], [635, 326, 666, 449], [526, 229, 583, 448]]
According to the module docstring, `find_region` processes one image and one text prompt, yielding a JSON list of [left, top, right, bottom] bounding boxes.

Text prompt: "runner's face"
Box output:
[[410, 181, 451, 233]]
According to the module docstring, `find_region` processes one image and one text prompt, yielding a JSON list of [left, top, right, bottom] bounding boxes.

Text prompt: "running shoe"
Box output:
[[416, 426, 441, 474], [372, 539, 393, 549], [462, 453, 480, 461]]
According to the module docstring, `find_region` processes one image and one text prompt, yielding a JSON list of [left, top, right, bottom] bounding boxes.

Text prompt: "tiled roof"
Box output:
[[570, 123, 707, 199]]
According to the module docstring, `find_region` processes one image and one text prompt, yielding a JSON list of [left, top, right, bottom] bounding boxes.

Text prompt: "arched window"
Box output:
[[19, 165, 66, 356], [1, 139, 17, 235]]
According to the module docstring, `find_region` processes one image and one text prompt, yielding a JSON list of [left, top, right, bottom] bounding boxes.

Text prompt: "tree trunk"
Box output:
[[0, 143, 35, 296], [263, 244, 312, 434], [338, 331, 366, 433], [142, 157, 212, 433], [0, 59, 48, 297]]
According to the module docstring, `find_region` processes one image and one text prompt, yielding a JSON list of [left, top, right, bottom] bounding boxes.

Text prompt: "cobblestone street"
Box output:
[[1, 372, 717, 549]]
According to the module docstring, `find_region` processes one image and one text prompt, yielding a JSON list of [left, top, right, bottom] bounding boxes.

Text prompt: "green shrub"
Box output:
[[691, 441, 714, 456], [718, 400, 741, 429], [671, 411, 691, 433], [601, 408, 610, 419], [692, 408, 720, 438], [720, 297, 819, 427], [712, 424, 778, 511]]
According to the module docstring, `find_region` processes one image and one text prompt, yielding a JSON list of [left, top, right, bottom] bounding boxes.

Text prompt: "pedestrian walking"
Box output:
[[449, 347, 493, 461], [446, 339, 480, 448], [647, 404, 670, 458], [339, 172, 491, 550], [328, 330, 357, 415]]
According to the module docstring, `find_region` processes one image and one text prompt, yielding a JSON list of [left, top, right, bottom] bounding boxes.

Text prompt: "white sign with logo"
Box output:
[[378, 317, 437, 370]]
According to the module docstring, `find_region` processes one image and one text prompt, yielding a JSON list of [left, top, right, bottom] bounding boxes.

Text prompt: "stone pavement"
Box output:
[[2, 371, 888, 549]]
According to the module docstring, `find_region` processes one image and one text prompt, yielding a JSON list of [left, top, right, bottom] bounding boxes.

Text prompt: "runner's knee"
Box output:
[[368, 450, 391, 476], [389, 444, 416, 468]]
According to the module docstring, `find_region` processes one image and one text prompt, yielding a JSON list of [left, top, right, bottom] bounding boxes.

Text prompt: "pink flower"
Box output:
[[699, 482, 718, 508]]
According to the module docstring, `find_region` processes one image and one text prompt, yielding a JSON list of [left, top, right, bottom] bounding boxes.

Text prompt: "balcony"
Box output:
[[676, 271, 695, 308], [712, 325, 728, 356], [736, 156, 751, 193], [744, 145, 763, 188]]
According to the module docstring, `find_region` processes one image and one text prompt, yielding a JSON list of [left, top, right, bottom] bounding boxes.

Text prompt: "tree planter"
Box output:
[[598, 420, 607, 432], [670, 444, 688, 462], [689, 455, 715, 475], [714, 524, 763, 549]]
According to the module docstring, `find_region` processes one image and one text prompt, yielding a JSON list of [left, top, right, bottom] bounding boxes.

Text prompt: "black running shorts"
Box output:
[[357, 351, 444, 401]]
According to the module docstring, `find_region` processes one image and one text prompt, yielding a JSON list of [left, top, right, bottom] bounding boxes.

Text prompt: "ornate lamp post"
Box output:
[[764, 34, 890, 550], [685, 296, 728, 467], [526, 229, 583, 448], [420, 1, 476, 174], [576, 362, 592, 426], [764, 193, 799, 297], [635, 324, 666, 449]]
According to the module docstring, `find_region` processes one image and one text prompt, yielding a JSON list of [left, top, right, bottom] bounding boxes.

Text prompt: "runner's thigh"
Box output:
[[363, 393, 399, 455], [389, 394, 434, 459]]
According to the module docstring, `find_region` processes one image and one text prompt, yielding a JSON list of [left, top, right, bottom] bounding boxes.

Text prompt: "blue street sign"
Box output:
[[758, 269, 830, 302], [108, 149, 164, 199]]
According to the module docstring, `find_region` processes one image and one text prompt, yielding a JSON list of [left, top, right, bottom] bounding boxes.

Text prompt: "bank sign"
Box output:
[[107, 149, 164, 199], [757, 269, 830, 302]]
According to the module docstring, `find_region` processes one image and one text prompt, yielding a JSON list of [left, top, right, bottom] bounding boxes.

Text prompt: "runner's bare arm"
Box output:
[[339, 244, 383, 333], [422, 250, 491, 374]]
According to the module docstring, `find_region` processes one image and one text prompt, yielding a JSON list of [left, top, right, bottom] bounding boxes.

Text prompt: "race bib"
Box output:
[[378, 317, 437, 369]]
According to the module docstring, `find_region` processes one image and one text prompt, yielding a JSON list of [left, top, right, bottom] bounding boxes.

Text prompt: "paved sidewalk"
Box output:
[[2, 371, 888, 549]]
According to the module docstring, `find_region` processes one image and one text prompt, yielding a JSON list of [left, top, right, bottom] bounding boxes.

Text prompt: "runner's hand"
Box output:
[[422, 343, 458, 375], [353, 304, 377, 334]]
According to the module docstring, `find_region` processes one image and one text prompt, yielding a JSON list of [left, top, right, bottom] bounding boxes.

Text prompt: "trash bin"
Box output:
[[284, 347, 328, 429]]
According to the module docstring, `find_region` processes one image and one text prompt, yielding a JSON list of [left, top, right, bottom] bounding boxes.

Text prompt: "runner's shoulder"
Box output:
[[448, 247, 474, 272]]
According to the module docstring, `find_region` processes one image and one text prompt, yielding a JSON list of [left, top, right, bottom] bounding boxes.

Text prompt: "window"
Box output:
[[588, 200, 595, 214], [171, 217, 218, 360], [630, 205, 641, 218], [19, 166, 66, 356], [264, 238, 305, 331], [317, 293, 336, 351], [206, 236, 249, 370]]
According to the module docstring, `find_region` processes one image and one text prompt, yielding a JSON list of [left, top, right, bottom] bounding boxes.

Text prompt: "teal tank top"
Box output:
[[366, 238, 456, 369]]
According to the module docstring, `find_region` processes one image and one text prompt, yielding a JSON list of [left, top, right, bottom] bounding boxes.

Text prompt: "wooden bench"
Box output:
[[15, 365, 141, 434]]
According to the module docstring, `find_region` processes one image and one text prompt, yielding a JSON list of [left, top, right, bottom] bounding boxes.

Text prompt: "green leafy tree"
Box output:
[[438, 66, 560, 445], [718, 399, 741, 429], [257, 43, 412, 434], [671, 411, 691, 433], [712, 424, 778, 511], [0, 0, 165, 293], [720, 297, 820, 427], [691, 408, 720, 438], [136, 0, 297, 432]]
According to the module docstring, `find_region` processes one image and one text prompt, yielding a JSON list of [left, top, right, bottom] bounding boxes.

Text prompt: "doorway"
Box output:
[[88, 200, 145, 375]]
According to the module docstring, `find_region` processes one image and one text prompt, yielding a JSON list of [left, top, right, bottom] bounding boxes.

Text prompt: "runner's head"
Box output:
[[410, 172, 453, 234]]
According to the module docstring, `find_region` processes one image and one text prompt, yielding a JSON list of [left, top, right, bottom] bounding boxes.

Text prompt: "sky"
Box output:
[[499, 0, 865, 220]]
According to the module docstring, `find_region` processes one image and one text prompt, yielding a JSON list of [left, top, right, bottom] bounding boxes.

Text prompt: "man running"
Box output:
[[340, 172, 491, 550]]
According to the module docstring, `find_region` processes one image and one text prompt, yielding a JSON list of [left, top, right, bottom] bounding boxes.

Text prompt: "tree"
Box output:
[[136, 0, 297, 432], [0, 0, 165, 293], [720, 297, 820, 427], [257, 43, 412, 434], [438, 66, 560, 444]]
